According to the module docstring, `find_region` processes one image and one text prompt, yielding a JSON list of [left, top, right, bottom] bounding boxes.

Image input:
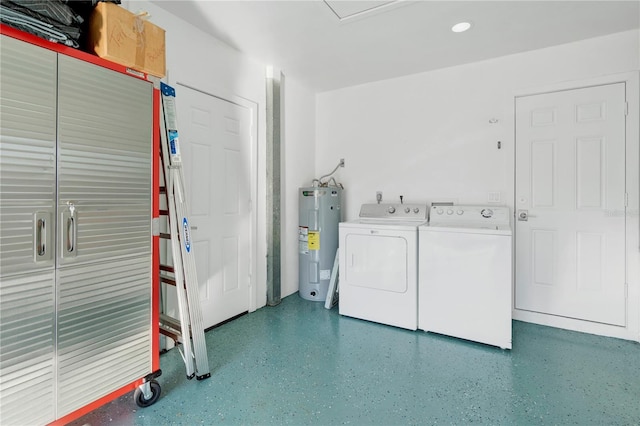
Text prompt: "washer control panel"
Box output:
[[430, 205, 510, 226], [360, 203, 428, 220]]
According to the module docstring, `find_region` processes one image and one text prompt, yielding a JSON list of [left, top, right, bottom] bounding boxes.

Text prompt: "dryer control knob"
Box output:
[[413, 208, 420, 213], [447, 209, 454, 215], [457, 210, 464, 215], [437, 209, 444, 215], [388, 206, 396, 214], [404, 207, 411, 213]]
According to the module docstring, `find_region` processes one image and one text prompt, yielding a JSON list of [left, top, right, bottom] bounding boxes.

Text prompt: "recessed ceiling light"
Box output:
[[451, 22, 472, 33]]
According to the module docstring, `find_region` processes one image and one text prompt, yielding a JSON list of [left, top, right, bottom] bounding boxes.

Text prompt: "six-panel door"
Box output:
[[515, 83, 627, 326]]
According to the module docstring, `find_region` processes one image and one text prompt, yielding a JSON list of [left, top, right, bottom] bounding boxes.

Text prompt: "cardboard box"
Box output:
[[87, 2, 166, 78]]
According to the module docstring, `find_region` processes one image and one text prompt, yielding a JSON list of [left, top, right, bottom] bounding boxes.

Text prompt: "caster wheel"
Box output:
[[134, 380, 161, 407]]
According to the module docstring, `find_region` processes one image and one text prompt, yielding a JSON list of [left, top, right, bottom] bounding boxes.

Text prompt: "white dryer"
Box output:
[[419, 205, 512, 349], [339, 203, 427, 330]]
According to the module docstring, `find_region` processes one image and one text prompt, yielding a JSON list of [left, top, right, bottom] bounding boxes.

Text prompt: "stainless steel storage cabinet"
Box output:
[[0, 34, 154, 424], [298, 186, 342, 301]]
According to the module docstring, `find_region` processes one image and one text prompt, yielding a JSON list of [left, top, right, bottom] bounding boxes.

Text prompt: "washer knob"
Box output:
[[388, 206, 396, 214], [447, 209, 454, 215], [404, 207, 411, 213], [481, 208, 493, 218], [457, 210, 464, 215], [413, 208, 420, 214], [437, 209, 444, 215]]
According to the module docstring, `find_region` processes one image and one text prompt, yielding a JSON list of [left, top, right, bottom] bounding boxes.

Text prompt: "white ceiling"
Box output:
[[150, 0, 640, 92]]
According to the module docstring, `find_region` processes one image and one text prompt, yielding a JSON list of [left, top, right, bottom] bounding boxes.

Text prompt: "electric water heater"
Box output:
[[298, 186, 343, 301]]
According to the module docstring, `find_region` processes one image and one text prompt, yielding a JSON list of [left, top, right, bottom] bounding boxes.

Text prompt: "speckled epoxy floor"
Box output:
[[72, 294, 639, 425]]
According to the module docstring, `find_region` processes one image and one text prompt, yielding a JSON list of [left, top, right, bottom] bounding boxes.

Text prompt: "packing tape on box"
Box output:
[[134, 15, 145, 69]]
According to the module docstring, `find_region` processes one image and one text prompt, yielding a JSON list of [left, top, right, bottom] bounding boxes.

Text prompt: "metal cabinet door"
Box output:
[[0, 35, 57, 426], [56, 54, 153, 267], [0, 35, 57, 276], [55, 55, 154, 418]]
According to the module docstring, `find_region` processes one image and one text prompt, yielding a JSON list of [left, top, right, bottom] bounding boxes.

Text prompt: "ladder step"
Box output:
[[160, 274, 176, 286], [159, 326, 181, 343], [160, 233, 171, 239], [160, 313, 183, 332], [160, 264, 174, 273], [160, 186, 167, 194], [159, 314, 194, 344], [160, 209, 169, 216]]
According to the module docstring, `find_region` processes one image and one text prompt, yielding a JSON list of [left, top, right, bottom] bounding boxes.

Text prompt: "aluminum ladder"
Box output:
[[157, 82, 211, 380]]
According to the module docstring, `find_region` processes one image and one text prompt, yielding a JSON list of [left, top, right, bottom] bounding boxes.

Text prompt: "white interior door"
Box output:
[[515, 83, 627, 326], [177, 85, 252, 329]]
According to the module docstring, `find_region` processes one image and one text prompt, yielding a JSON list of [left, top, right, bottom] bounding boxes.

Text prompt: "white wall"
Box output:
[[316, 29, 640, 340], [118, 2, 640, 320], [129, 1, 317, 308], [317, 30, 639, 219]]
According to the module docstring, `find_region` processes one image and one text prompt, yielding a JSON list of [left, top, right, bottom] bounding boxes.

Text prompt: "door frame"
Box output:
[[171, 79, 261, 314], [511, 71, 639, 342]]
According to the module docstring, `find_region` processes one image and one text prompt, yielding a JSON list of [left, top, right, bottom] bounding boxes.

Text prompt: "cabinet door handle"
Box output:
[[36, 218, 46, 256], [66, 217, 75, 253], [34, 212, 52, 261]]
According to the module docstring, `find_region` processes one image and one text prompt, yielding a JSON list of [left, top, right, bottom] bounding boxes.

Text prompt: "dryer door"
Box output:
[[343, 233, 408, 293], [338, 225, 418, 330]]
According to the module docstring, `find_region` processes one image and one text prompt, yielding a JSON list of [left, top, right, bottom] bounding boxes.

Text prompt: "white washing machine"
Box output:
[[339, 203, 427, 330], [419, 205, 512, 349]]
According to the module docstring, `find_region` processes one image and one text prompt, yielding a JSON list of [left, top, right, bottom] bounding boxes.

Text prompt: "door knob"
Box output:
[[518, 210, 528, 221]]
